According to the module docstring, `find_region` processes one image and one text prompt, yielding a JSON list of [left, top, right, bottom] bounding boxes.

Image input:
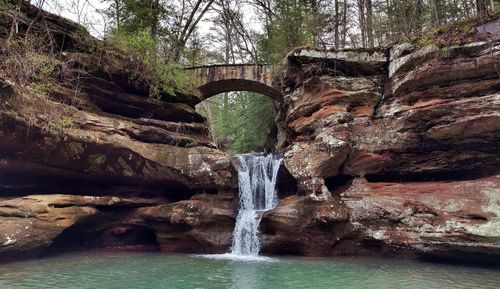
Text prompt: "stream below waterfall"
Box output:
[[1, 252, 499, 289]]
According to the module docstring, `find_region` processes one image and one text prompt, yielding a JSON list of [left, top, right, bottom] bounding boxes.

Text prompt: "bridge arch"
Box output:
[[186, 64, 282, 101]]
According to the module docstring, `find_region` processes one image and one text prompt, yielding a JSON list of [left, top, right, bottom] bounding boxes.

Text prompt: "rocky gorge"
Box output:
[[0, 2, 499, 266]]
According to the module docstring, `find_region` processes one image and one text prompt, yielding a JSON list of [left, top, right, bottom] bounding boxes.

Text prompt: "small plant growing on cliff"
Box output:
[[356, 136, 382, 146], [415, 35, 435, 47], [50, 115, 77, 131], [29, 81, 52, 97], [185, 141, 199, 148]]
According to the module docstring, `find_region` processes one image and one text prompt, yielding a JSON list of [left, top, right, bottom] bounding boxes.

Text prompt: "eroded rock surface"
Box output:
[[342, 176, 500, 255], [276, 21, 500, 261], [0, 2, 236, 261]]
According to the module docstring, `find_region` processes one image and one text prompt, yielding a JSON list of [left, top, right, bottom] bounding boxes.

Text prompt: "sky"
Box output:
[[43, 0, 109, 37], [42, 0, 260, 39]]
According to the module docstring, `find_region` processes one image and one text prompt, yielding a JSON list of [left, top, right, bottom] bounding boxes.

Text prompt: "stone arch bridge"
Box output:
[[185, 64, 282, 101]]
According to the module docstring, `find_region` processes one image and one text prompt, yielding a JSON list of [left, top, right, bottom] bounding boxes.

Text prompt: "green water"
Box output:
[[0, 252, 499, 289]]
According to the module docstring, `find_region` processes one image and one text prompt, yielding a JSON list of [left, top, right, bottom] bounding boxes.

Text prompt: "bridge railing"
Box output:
[[184, 63, 273, 70]]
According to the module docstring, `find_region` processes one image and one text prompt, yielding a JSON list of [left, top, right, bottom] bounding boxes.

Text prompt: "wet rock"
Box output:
[[261, 196, 349, 255], [284, 135, 350, 201], [281, 49, 385, 201], [136, 196, 235, 253], [0, 111, 234, 192], [0, 193, 236, 260]]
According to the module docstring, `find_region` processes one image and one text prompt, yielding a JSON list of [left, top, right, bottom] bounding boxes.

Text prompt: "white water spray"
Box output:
[[230, 154, 282, 256]]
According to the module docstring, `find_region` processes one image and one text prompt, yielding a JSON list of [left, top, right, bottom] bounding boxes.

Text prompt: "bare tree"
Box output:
[[357, 0, 366, 47], [430, 0, 445, 26], [365, 0, 374, 47], [341, 0, 348, 47], [334, 0, 340, 48], [171, 0, 216, 61], [476, 0, 487, 14]]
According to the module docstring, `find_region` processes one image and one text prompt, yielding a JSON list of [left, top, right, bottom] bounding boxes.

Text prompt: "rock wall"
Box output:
[[1, 2, 499, 264], [0, 2, 235, 261], [267, 27, 500, 263]]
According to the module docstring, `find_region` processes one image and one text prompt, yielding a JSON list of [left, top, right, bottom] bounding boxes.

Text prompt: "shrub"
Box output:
[[107, 29, 196, 99], [0, 35, 62, 88]]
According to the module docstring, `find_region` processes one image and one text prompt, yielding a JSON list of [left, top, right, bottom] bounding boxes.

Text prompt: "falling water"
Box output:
[[230, 154, 282, 256]]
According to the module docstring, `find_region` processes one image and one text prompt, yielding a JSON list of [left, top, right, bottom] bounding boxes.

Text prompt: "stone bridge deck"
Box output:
[[185, 64, 282, 101]]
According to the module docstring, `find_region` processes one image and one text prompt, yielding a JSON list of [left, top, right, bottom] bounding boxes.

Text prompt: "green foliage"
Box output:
[[0, 0, 16, 11], [104, 0, 165, 36], [258, 0, 327, 64], [415, 35, 435, 47], [199, 92, 277, 153], [150, 61, 195, 97], [0, 35, 61, 95], [51, 115, 77, 130], [29, 81, 52, 97], [108, 29, 195, 98]]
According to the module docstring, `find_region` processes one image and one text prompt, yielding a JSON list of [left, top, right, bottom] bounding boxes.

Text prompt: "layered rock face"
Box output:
[[1, 2, 499, 264], [269, 27, 500, 261], [0, 2, 235, 261]]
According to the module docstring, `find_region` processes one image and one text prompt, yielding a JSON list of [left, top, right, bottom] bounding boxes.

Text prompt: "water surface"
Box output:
[[0, 252, 499, 289]]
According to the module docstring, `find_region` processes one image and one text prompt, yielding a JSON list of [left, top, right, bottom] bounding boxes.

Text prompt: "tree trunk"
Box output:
[[150, 0, 159, 41], [341, 0, 347, 47], [430, 0, 444, 26], [365, 0, 374, 48], [386, 0, 392, 42], [476, 0, 487, 15], [461, 0, 471, 17], [6, 16, 17, 47], [172, 0, 215, 61], [357, 0, 366, 47], [334, 0, 339, 49], [115, 0, 121, 30], [200, 101, 218, 146]]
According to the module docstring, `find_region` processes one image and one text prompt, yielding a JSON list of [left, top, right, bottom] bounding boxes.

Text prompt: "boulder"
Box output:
[[261, 196, 349, 255], [135, 194, 235, 253]]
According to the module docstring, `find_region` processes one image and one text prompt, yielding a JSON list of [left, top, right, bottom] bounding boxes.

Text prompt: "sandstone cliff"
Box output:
[[266, 22, 500, 264], [0, 2, 236, 261]]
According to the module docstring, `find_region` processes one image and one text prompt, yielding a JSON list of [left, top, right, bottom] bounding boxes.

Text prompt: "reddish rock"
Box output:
[[341, 176, 500, 255], [0, 193, 236, 260], [2, 2, 500, 263], [0, 2, 236, 262], [277, 38, 500, 260], [0, 195, 110, 259]]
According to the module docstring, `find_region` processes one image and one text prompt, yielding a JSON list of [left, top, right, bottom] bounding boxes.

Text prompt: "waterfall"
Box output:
[[230, 154, 282, 256]]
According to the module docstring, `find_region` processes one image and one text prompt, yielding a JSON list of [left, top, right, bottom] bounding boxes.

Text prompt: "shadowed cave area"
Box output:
[[41, 223, 160, 257]]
